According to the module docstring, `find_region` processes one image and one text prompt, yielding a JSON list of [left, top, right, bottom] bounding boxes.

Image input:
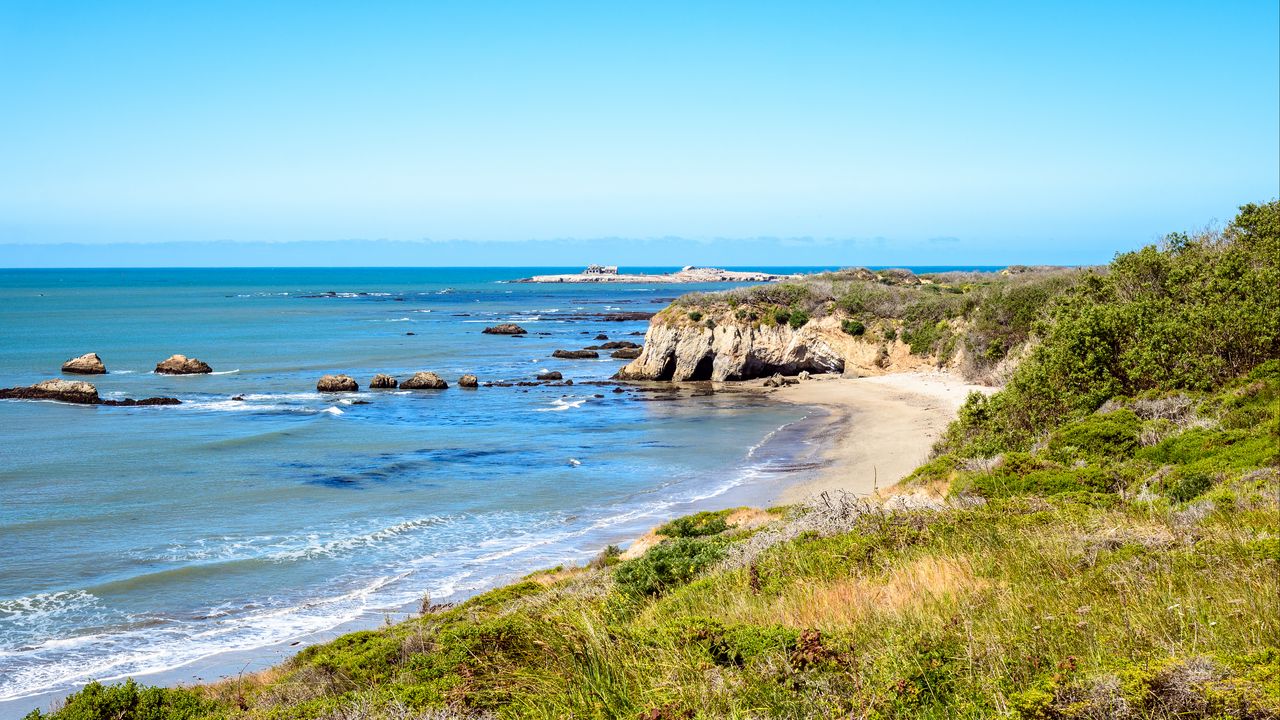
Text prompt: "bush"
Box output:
[[614, 537, 725, 596], [657, 510, 730, 538], [1162, 468, 1215, 502], [771, 308, 791, 326], [1047, 410, 1141, 462], [26, 680, 217, 720], [841, 319, 866, 336], [687, 310, 703, 322], [788, 309, 810, 329]]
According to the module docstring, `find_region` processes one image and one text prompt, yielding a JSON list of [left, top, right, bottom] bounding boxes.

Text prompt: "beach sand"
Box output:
[[769, 371, 996, 504]]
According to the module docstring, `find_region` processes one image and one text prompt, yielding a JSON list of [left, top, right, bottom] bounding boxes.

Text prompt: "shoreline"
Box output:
[[764, 371, 996, 504], [0, 370, 988, 719]]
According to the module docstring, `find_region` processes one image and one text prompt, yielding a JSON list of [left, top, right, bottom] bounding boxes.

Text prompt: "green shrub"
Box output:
[[657, 510, 730, 538], [614, 537, 724, 596], [687, 310, 703, 322], [25, 680, 218, 720], [787, 309, 810, 329], [771, 308, 791, 326], [1162, 468, 1215, 502], [841, 319, 866, 336], [1047, 410, 1141, 462]]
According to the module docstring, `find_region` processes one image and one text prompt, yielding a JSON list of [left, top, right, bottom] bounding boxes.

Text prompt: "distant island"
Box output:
[[512, 265, 799, 283]]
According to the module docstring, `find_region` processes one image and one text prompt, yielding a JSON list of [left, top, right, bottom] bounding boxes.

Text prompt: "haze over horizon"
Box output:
[[2, 1, 1277, 267]]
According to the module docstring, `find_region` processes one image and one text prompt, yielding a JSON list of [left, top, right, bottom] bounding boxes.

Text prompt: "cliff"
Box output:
[[614, 311, 936, 381]]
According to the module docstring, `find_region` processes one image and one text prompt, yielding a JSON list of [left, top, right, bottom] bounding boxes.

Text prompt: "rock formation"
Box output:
[[0, 379, 179, 406], [458, 374, 479, 388], [482, 324, 527, 335], [317, 374, 359, 392], [401, 371, 448, 389], [536, 371, 563, 381], [552, 350, 598, 359], [610, 347, 642, 359], [370, 374, 398, 389], [61, 352, 106, 374], [155, 354, 213, 374]]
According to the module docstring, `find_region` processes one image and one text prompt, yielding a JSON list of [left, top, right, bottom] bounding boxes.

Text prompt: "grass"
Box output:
[[30, 202, 1280, 720]]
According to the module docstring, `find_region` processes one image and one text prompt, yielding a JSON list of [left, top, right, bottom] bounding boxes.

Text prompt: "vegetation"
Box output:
[[30, 203, 1279, 719]]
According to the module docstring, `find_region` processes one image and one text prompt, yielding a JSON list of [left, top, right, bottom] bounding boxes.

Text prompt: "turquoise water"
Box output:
[[0, 266, 997, 709], [0, 268, 821, 707]]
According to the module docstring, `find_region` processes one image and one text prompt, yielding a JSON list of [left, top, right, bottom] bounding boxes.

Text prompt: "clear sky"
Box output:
[[1, 1, 1277, 266]]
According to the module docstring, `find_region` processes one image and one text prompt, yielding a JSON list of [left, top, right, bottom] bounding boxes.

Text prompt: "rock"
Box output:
[[536, 371, 563, 381], [61, 352, 106, 375], [599, 341, 639, 349], [594, 334, 609, 340], [317, 374, 359, 392], [612, 387, 626, 393], [232, 395, 246, 401], [611, 347, 642, 359], [552, 349, 599, 359], [405, 332, 416, 336], [762, 373, 799, 388], [0, 378, 100, 404], [482, 324, 527, 335], [155, 354, 213, 375], [0, 379, 180, 406], [370, 374, 398, 389], [401, 371, 448, 389], [565, 379, 574, 386], [614, 314, 844, 382], [799, 371, 811, 380], [458, 374, 479, 388]]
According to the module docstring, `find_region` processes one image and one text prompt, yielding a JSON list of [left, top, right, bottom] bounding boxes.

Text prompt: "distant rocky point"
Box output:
[[512, 266, 797, 284], [0, 379, 180, 406]]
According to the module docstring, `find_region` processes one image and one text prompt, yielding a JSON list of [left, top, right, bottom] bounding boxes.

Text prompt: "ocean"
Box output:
[[0, 266, 996, 713]]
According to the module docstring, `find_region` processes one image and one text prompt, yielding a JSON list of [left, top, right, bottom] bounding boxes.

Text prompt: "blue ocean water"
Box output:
[[0, 266, 997, 708]]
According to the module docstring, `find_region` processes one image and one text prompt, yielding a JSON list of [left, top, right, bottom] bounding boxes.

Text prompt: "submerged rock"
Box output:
[[594, 334, 609, 340], [482, 324, 527, 335], [61, 352, 106, 375], [552, 349, 598, 359], [458, 374, 479, 388], [317, 374, 359, 392], [155, 354, 213, 375], [370, 374, 398, 389], [401, 371, 448, 389]]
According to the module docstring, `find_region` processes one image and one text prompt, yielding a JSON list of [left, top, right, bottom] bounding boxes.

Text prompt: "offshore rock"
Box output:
[[61, 352, 107, 374], [0, 379, 180, 406], [536, 371, 563, 380], [155, 354, 213, 375], [370, 374, 399, 389], [482, 324, 527, 335], [610, 347, 642, 359], [401, 371, 448, 389], [552, 349, 598, 359], [458, 374, 479, 388], [317, 374, 359, 392]]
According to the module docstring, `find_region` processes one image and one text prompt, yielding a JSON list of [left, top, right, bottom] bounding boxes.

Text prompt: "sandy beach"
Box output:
[[769, 371, 996, 504]]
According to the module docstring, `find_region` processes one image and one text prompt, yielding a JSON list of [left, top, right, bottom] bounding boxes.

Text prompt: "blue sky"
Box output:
[[0, 1, 1277, 266]]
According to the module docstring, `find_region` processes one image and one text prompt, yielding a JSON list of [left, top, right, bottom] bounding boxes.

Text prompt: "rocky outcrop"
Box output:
[[370, 374, 398, 389], [317, 374, 359, 392], [458, 374, 479, 388], [611, 347, 642, 359], [155, 354, 213, 375], [483, 324, 527, 335], [0, 379, 179, 406], [552, 350, 598, 359], [536, 371, 563, 381], [615, 311, 941, 382], [62, 353, 106, 374], [401, 371, 448, 389]]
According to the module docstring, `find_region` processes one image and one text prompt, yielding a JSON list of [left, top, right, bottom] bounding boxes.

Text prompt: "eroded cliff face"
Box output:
[[614, 312, 937, 381]]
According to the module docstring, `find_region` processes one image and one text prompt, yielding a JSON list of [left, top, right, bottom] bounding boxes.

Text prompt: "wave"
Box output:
[[534, 397, 589, 412]]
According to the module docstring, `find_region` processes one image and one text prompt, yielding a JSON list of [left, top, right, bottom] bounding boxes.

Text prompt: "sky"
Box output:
[[0, 1, 1277, 267]]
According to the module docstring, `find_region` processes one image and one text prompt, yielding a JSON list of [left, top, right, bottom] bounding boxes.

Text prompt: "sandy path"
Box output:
[[769, 372, 995, 504]]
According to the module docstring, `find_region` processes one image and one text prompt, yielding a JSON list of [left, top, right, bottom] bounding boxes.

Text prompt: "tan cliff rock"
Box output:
[[614, 311, 940, 382]]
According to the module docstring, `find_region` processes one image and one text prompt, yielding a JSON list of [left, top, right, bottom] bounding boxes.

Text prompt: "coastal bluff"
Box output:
[[513, 266, 797, 284]]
